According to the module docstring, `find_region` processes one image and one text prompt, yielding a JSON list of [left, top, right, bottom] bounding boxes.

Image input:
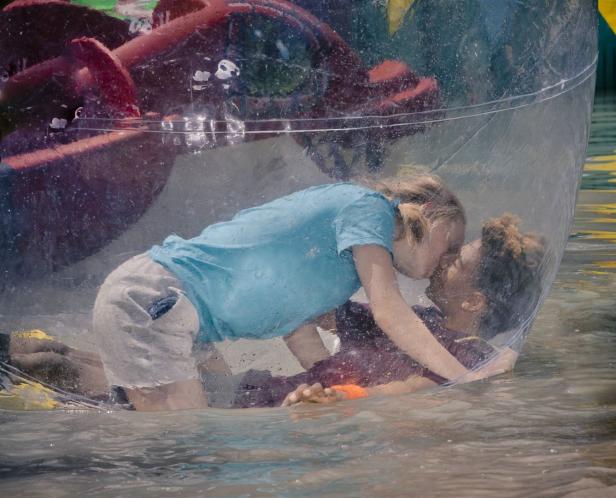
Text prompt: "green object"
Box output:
[[71, 0, 119, 17], [597, 14, 616, 91], [70, 0, 157, 19]]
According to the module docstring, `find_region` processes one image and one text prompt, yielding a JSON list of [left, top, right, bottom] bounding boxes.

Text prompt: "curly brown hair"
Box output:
[[476, 214, 546, 339]]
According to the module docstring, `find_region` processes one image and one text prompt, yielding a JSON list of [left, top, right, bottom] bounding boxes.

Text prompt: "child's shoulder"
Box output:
[[233, 183, 387, 223], [290, 182, 380, 203]]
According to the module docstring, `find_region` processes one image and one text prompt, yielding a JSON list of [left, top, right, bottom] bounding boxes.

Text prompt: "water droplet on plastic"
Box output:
[[224, 108, 245, 145], [129, 17, 152, 35], [193, 70, 211, 83], [215, 59, 240, 80], [275, 39, 290, 60], [184, 116, 204, 132], [186, 133, 208, 149], [183, 115, 210, 149], [49, 117, 67, 130]]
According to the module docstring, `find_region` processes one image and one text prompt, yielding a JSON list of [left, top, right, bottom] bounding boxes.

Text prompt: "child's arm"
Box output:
[[352, 244, 469, 382], [365, 375, 438, 396], [280, 349, 518, 407], [284, 321, 331, 370], [370, 348, 518, 395], [124, 379, 209, 411], [281, 376, 438, 406], [461, 347, 518, 382]]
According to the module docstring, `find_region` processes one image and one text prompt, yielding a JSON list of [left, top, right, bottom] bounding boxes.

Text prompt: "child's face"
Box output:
[[392, 217, 465, 280], [426, 239, 482, 315]]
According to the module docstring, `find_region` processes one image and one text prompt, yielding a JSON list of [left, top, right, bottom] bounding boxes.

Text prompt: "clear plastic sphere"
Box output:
[[0, 0, 597, 409]]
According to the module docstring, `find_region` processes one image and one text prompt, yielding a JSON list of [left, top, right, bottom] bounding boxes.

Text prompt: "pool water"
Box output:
[[1, 95, 616, 497]]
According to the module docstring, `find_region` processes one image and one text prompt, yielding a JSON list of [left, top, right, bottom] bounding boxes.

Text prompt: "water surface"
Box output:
[[1, 95, 616, 498]]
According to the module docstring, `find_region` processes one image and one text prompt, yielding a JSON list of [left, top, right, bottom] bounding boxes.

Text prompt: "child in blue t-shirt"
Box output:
[[93, 175, 469, 410]]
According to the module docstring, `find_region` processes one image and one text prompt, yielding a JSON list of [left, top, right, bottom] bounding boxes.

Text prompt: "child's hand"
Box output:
[[458, 349, 517, 384], [281, 383, 345, 407], [458, 365, 507, 384]]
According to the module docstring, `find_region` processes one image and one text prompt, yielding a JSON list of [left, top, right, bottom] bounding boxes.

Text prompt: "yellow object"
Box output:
[[0, 379, 60, 410], [578, 202, 616, 215], [387, 0, 416, 35], [0, 328, 59, 409], [584, 161, 616, 172], [12, 329, 55, 341], [600, 0, 616, 34], [586, 153, 616, 163], [579, 229, 616, 241], [586, 218, 616, 223], [591, 260, 616, 269]]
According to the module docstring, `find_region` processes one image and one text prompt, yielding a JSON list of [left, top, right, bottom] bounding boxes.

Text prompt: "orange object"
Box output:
[[331, 384, 368, 400]]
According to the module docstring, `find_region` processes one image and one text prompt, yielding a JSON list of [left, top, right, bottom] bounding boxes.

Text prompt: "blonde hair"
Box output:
[[367, 174, 466, 243]]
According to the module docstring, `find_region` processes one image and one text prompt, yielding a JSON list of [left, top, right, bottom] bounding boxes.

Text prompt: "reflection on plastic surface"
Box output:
[[0, 0, 597, 410]]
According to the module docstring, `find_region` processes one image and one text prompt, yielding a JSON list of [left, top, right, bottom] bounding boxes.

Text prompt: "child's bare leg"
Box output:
[[284, 322, 331, 370]]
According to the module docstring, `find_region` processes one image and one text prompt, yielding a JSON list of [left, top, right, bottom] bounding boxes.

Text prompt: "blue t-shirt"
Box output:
[[149, 183, 396, 343]]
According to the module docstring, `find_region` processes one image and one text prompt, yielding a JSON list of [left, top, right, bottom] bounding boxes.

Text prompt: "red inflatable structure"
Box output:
[[0, 0, 439, 279]]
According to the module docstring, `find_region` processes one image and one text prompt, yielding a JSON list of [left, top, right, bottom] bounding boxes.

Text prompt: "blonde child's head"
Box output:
[[370, 174, 466, 279]]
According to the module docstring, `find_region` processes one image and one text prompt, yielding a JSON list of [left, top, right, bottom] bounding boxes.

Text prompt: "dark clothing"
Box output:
[[232, 302, 495, 408]]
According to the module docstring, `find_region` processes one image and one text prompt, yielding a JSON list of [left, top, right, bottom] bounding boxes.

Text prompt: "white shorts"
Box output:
[[93, 252, 207, 389]]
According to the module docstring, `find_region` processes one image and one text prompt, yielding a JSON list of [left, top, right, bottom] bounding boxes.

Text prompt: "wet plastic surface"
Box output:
[[0, 0, 598, 408]]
